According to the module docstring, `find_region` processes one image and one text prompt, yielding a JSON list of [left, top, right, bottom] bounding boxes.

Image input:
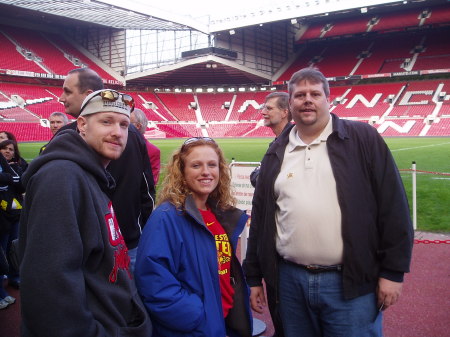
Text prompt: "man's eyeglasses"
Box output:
[[182, 137, 215, 149], [80, 90, 135, 115]]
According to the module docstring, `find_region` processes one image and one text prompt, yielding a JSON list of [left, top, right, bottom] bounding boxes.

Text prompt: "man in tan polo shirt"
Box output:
[[244, 67, 413, 337]]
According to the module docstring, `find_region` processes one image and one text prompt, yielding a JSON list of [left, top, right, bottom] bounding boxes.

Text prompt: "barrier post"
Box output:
[[412, 161, 417, 230]]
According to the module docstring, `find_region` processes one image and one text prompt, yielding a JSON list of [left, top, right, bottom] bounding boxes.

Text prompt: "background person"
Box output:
[[243, 67, 414, 337], [250, 91, 291, 190], [0, 139, 26, 309], [135, 137, 252, 337], [58, 68, 156, 271], [40, 112, 70, 153], [19, 89, 152, 337], [0, 131, 27, 170], [49, 112, 69, 135], [130, 108, 161, 185]]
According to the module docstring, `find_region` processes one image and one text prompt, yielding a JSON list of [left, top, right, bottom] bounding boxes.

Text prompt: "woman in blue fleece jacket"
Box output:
[[135, 137, 252, 337]]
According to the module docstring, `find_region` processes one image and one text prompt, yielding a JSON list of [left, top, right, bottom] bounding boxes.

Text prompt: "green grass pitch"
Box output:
[[19, 137, 450, 233]]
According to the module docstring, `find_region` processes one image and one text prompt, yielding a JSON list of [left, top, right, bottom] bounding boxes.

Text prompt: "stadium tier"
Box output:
[[297, 5, 450, 42], [156, 93, 197, 121], [196, 93, 235, 122], [0, 24, 117, 83], [279, 29, 450, 81], [0, 3, 449, 141], [1, 78, 449, 140]]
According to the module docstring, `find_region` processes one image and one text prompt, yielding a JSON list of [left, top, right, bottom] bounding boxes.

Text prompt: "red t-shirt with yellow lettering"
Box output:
[[199, 208, 234, 317]]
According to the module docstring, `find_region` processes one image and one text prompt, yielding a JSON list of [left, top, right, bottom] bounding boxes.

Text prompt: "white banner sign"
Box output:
[[230, 162, 259, 213]]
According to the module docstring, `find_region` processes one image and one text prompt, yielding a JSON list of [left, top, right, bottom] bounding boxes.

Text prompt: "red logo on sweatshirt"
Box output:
[[105, 202, 131, 282]]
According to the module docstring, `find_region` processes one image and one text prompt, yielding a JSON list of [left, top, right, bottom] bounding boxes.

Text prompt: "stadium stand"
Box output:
[[0, 82, 62, 120], [331, 82, 405, 118], [389, 80, 442, 117], [156, 93, 197, 121], [196, 92, 234, 122], [0, 25, 75, 76], [228, 92, 267, 121], [427, 117, 450, 136], [297, 5, 450, 42], [0, 29, 45, 73], [0, 122, 51, 142], [290, 40, 363, 78], [0, 2, 449, 141], [133, 91, 178, 121], [44, 33, 117, 82], [377, 118, 425, 137], [206, 122, 256, 138], [156, 123, 202, 138]]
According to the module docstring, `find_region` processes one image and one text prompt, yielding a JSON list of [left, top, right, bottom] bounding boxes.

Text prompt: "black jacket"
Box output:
[[19, 130, 152, 337], [0, 155, 26, 230], [243, 114, 413, 300], [58, 122, 156, 249]]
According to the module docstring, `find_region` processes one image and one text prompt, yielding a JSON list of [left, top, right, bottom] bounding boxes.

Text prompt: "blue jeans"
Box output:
[[279, 260, 383, 337]]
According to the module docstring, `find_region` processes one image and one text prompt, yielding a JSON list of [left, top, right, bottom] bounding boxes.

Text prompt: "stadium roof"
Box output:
[[1, 0, 448, 88], [2, 0, 441, 34], [126, 55, 271, 87], [0, 0, 206, 32]]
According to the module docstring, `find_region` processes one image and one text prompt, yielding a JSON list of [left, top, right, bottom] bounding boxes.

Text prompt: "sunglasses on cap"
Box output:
[[79, 89, 135, 115], [182, 137, 216, 149]]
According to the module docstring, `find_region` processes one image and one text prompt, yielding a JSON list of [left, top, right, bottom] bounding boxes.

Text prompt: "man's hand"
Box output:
[[249, 286, 267, 314], [377, 277, 403, 310]]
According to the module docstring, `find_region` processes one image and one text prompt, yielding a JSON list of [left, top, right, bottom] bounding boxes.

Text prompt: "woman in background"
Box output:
[[0, 139, 27, 308], [135, 137, 252, 337], [0, 131, 27, 171]]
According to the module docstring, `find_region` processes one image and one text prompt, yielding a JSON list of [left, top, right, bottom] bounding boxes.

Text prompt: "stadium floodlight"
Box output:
[[229, 30, 235, 35], [218, 88, 225, 92], [291, 18, 297, 24], [185, 88, 193, 93], [238, 87, 246, 92], [207, 88, 214, 93], [361, 7, 368, 13]]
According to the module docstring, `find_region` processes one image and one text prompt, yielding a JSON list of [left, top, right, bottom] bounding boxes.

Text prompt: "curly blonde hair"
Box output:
[[157, 139, 236, 210]]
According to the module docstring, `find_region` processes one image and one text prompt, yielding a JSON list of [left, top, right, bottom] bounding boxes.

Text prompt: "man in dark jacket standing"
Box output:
[[243, 68, 413, 337], [250, 91, 291, 190], [58, 68, 155, 271], [19, 89, 152, 336], [249, 91, 291, 336]]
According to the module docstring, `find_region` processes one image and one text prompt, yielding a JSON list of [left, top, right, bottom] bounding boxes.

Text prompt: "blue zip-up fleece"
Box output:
[[135, 195, 252, 337]]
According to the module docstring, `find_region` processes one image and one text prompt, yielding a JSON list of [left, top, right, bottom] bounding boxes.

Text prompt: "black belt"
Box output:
[[282, 259, 343, 273]]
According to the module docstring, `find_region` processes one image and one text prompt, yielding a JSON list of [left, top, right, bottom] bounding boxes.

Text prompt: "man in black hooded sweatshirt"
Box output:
[[56, 68, 155, 271], [19, 89, 152, 337]]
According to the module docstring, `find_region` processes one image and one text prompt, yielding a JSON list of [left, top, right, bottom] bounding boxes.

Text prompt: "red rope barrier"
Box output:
[[399, 169, 450, 176], [414, 239, 450, 244]]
